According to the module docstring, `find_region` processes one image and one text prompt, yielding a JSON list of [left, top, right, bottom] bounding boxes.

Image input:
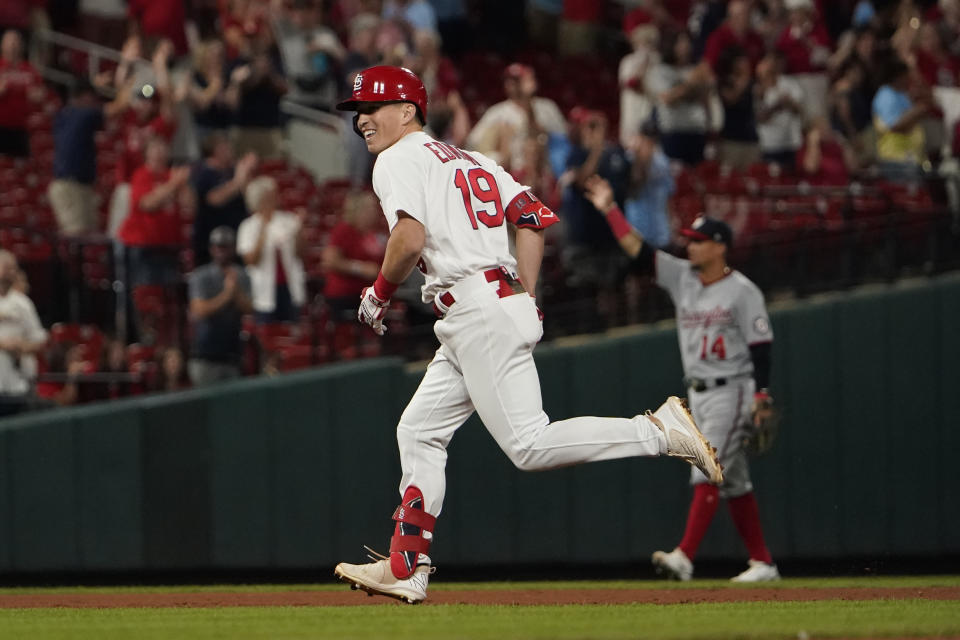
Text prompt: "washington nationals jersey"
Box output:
[[655, 251, 772, 380], [372, 131, 531, 303]]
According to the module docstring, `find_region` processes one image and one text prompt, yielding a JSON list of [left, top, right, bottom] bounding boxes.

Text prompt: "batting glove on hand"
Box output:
[[358, 286, 390, 335]]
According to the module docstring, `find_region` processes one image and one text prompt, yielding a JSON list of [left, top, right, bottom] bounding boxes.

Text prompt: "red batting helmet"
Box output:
[[337, 66, 428, 121]]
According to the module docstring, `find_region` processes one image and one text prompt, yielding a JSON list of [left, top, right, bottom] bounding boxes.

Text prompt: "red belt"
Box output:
[[432, 267, 524, 318]]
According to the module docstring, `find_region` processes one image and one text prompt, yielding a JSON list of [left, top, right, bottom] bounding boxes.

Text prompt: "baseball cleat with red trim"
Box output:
[[335, 548, 433, 604], [649, 396, 724, 484]]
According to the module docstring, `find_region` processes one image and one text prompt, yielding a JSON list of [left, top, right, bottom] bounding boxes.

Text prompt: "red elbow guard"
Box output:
[[506, 191, 559, 230]]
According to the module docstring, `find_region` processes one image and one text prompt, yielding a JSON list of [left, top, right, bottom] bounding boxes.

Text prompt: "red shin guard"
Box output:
[[389, 486, 436, 579], [678, 484, 720, 560], [727, 492, 772, 564]]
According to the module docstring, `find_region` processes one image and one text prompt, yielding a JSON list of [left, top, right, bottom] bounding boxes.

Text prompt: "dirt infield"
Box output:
[[0, 586, 957, 608]]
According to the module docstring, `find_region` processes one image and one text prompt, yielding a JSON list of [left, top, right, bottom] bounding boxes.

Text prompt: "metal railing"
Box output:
[[32, 29, 127, 93]]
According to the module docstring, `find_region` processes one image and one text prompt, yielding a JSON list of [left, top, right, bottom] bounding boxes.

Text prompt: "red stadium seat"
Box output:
[[0, 206, 27, 227], [126, 343, 156, 368], [254, 322, 312, 352], [49, 323, 105, 362], [258, 158, 288, 174], [271, 343, 314, 371]]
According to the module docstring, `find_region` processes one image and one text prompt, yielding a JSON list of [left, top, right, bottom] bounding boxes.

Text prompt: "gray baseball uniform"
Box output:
[[655, 251, 773, 497]]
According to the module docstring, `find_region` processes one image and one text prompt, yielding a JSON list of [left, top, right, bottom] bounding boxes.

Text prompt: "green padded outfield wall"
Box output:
[[1, 273, 958, 572]]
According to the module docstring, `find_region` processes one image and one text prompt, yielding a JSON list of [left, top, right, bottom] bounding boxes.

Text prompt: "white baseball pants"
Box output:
[[396, 271, 667, 515]]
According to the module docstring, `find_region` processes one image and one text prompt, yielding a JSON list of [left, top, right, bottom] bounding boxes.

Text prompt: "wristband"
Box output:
[[373, 272, 399, 300], [754, 389, 771, 402], [604, 205, 633, 241]]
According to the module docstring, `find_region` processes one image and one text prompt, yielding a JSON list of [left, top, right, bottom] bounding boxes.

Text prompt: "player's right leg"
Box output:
[[443, 291, 720, 480], [335, 345, 474, 604]]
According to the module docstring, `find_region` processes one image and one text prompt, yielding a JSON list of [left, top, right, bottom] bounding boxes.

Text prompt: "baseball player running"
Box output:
[[585, 175, 780, 583], [332, 66, 724, 604]]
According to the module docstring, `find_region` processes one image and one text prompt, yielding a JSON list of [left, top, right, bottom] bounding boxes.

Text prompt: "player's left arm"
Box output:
[[748, 341, 772, 395], [504, 188, 559, 294], [736, 284, 775, 404], [732, 283, 779, 450], [514, 226, 544, 294]]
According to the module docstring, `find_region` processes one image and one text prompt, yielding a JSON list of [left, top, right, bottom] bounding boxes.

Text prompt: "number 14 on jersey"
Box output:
[[700, 334, 726, 360]]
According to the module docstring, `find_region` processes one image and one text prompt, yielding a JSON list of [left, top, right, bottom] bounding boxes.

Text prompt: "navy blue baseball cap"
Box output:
[[681, 216, 733, 246]]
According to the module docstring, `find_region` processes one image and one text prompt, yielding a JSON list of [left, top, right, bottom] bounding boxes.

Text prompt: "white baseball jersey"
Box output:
[[372, 130, 531, 303], [655, 251, 772, 380]]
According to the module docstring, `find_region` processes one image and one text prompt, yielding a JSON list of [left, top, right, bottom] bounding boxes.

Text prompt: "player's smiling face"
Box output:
[[356, 102, 414, 154]]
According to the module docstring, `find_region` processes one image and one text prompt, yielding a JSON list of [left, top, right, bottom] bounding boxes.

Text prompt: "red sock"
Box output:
[[727, 492, 773, 564], [678, 484, 720, 560]]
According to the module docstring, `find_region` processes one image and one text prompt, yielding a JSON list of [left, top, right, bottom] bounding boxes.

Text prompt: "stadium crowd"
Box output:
[[0, 0, 957, 413]]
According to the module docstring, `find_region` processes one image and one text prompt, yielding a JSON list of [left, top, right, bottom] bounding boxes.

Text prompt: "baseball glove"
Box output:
[[742, 392, 779, 455]]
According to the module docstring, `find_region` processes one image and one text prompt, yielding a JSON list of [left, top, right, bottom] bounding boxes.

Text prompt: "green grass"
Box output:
[[0, 574, 957, 595], [0, 600, 958, 640], [0, 577, 958, 639]]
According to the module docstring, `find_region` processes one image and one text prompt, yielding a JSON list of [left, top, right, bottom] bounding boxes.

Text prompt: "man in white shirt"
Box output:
[[0, 250, 48, 416], [755, 53, 805, 170], [236, 176, 308, 323], [465, 63, 566, 171], [619, 23, 659, 147]]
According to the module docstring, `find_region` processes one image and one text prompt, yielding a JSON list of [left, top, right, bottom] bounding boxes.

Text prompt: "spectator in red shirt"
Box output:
[[912, 21, 960, 87], [128, 0, 188, 56], [702, 0, 766, 73], [322, 189, 384, 323], [119, 138, 191, 289], [776, 0, 832, 74], [115, 96, 178, 185], [0, 30, 44, 158], [797, 116, 854, 185], [107, 38, 179, 237]]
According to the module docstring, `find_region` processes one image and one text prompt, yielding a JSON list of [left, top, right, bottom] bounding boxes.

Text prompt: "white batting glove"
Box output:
[[358, 286, 390, 335]]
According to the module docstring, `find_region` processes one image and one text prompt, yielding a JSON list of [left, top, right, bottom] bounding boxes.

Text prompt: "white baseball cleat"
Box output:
[[730, 559, 781, 583], [334, 552, 433, 604], [651, 547, 693, 581], [649, 396, 724, 484]]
